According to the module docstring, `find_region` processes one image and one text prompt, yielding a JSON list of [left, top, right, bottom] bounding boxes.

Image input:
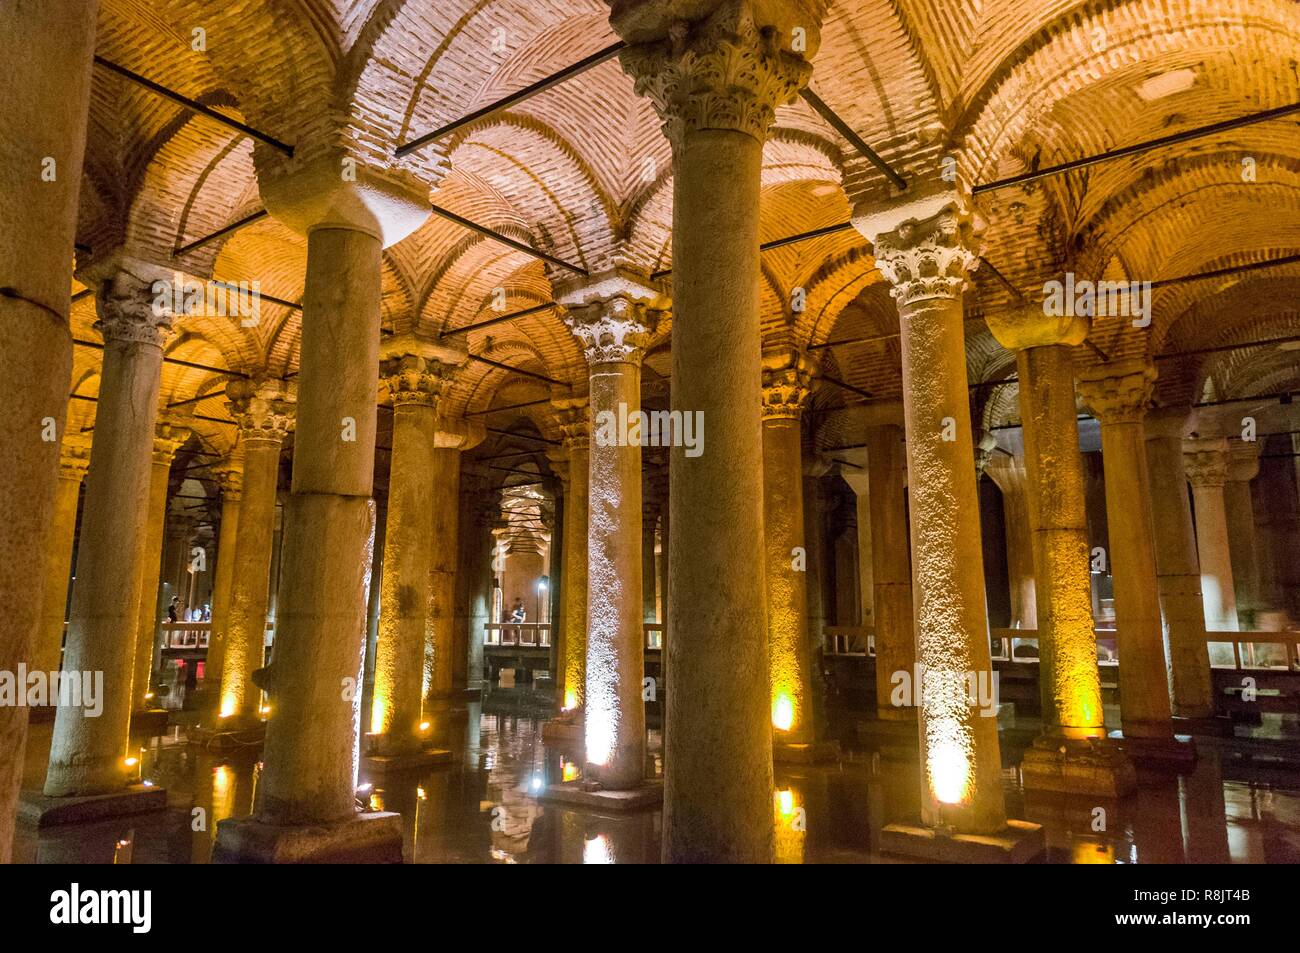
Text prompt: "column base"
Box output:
[[1109, 730, 1198, 769], [1172, 714, 1235, 737], [1020, 735, 1137, 798], [880, 819, 1045, 864], [774, 739, 841, 764], [538, 779, 663, 813], [129, 707, 170, 736], [362, 748, 453, 774], [212, 810, 403, 864], [18, 784, 167, 828]]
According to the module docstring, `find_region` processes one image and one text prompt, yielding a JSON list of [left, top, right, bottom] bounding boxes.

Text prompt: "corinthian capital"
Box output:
[[380, 354, 457, 408], [760, 348, 814, 420], [1076, 359, 1156, 425], [152, 415, 191, 465], [227, 378, 296, 443], [59, 435, 92, 482], [853, 192, 981, 307], [1226, 440, 1261, 483], [94, 268, 176, 348], [552, 396, 591, 452], [558, 268, 665, 366], [1182, 437, 1229, 488], [613, 0, 822, 145]]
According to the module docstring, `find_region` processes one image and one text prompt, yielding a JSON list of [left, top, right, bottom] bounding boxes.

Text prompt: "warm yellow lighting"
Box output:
[[772, 694, 795, 732], [563, 690, 578, 711], [370, 697, 387, 736], [776, 788, 795, 818], [561, 760, 580, 782], [416, 785, 427, 801], [929, 740, 971, 806], [124, 757, 139, 768], [368, 792, 383, 812], [259, 705, 271, 716], [583, 835, 612, 864], [585, 708, 614, 767], [418, 721, 431, 732], [144, 692, 155, 700], [218, 694, 237, 719]]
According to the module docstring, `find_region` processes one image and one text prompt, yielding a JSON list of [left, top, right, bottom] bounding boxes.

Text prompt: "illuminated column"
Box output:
[[203, 456, 243, 694], [614, 0, 823, 862], [1183, 438, 1237, 632], [865, 422, 916, 720], [551, 399, 589, 712], [1223, 441, 1261, 628], [1144, 408, 1213, 719], [1077, 361, 1182, 754], [854, 193, 1006, 833], [45, 267, 175, 797], [131, 417, 191, 711], [0, 0, 98, 860], [559, 270, 662, 789], [987, 308, 1129, 794], [984, 446, 1038, 630], [760, 349, 817, 749], [32, 438, 91, 675], [216, 379, 293, 725], [369, 351, 452, 755]]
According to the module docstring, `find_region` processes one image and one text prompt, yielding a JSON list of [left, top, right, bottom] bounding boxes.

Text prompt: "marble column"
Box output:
[[761, 350, 817, 748], [865, 423, 916, 720], [559, 270, 661, 790], [984, 444, 1038, 630], [216, 379, 293, 725], [369, 351, 453, 755], [461, 467, 495, 691], [641, 493, 659, 625], [1223, 441, 1261, 628], [987, 308, 1128, 794], [855, 193, 1006, 833], [1144, 408, 1213, 718], [1077, 361, 1181, 754], [1183, 438, 1237, 632], [203, 456, 243, 694], [0, 0, 98, 861], [132, 418, 191, 711], [840, 472, 875, 630], [551, 400, 589, 712], [32, 438, 91, 675], [614, 0, 822, 862], [45, 267, 174, 797]]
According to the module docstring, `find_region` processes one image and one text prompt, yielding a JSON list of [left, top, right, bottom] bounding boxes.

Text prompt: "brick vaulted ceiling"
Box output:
[[67, 0, 1300, 466]]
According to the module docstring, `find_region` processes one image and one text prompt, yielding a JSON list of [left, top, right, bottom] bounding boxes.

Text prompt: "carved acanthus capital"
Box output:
[[614, 0, 819, 146], [855, 194, 981, 307], [760, 349, 814, 420], [227, 378, 296, 444], [552, 398, 591, 452], [558, 270, 665, 367], [1226, 440, 1260, 484], [381, 354, 457, 408], [214, 457, 244, 502], [152, 416, 191, 465], [1076, 360, 1156, 425], [59, 435, 92, 482], [94, 268, 176, 348], [1182, 437, 1229, 488]]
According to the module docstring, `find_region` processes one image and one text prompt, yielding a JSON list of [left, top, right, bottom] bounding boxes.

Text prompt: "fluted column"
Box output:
[[369, 352, 451, 754], [551, 400, 590, 712], [1183, 438, 1237, 632], [1224, 442, 1261, 628], [854, 193, 1006, 833], [216, 380, 293, 725], [132, 418, 191, 710], [1077, 361, 1180, 751], [32, 438, 91, 675], [203, 457, 243, 694], [984, 445, 1038, 630], [559, 271, 661, 789], [761, 350, 816, 748], [614, 0, 823, 862], [0, 0, 99, 860], [865, 423, 916, 721], [45, 268, 174, 796], [1144, 408, 1213, 718]]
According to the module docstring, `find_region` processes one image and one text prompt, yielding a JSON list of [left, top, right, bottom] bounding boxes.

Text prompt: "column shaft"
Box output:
[[865, 424, 915, 720], [1192, 483, 1237, 632], [557, 421, 589, 711], [204, 466, 242, 692], [426, 446, 461, 705], [132, 457, 173, 710], [33, 453, 88, 675]]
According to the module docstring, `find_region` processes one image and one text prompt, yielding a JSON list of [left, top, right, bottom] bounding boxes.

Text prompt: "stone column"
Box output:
[[550, 400, 589, 712], [0, 0, 98, 861], [32, 438, 91, 675], [559, 270, 662, 789], [369, 351, 453, 755], [216, 379, 293, 725], [840, 472, 875, 630], [1223, 441, 1261, 628], [987, 308, 1128, 795], [865, 423, 916, 721], [132, 418, 191, 711], [854, 193, 1006, 834], [461, 467, 495, 692], [45, 267, 174, 797], [614, 0, 822, 863], [641, 491, 659, 625], [1144, 408, 1213, 719], [203, 456, 243, 694], [984, 445, 1038, 630], [1077, 361, 1183, 757], [760, 350, 817, 749], [1183, 438, 1237, 632]]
